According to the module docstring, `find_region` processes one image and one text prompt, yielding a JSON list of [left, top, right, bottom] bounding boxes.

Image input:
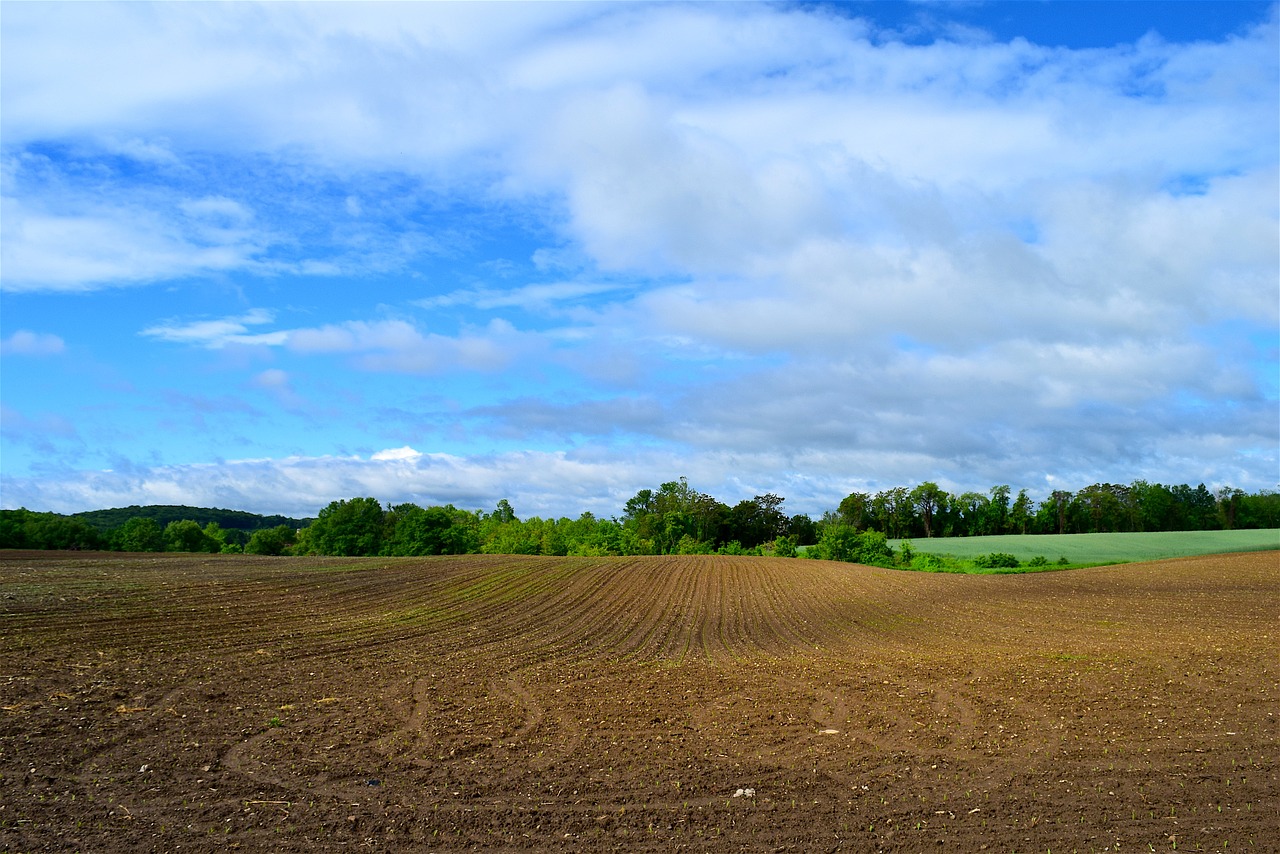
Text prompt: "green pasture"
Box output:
[[888, 528, 1280, 566]]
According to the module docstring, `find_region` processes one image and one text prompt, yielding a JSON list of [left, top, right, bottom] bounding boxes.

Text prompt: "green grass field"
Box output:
[[888, 528, 1280, 565]]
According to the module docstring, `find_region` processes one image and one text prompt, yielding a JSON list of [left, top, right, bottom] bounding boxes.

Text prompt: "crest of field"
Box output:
[[346, 552, 1274, 664]]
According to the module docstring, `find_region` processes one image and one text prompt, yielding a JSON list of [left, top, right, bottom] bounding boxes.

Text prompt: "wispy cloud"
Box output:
[[141, 309, 287, 349], [0, 194, 267, 293], [416, 281, 624, 312]]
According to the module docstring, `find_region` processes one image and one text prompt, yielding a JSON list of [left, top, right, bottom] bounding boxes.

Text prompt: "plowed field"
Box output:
[[2, 550, 1276, 852]]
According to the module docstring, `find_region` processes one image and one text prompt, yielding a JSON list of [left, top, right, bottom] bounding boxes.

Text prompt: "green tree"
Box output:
[[1186, 483, 1219, 530], [383, 503, 448, 556], [16, 513, 105, 550], [869, 487, 911, 539], [481, 501, 541, 554], [1237, 491, 1280, 528], [837, 492, 871, 530], [955, 492, 990, 536], [727, 494, 788, 548], [493, 499, 517, 524], [1216, 486, 1245, 529], [164, 519, 218, 553], [565, 513, 624, 556], [909, 482, 946, 538], [1047, 490, 1072, 534], [112, 517, 164, 552], [1132, 480, 1176, 531], [618, 478, 729, 554], [481, 519, 541, 555], [245, 525, 297, 556], [786, 513, 818, 546], [306, 497, 385, 556], [201, 522, 234, 553], [986, 485, 1012, 535], [0, 509, 30, 548], [1010, 489, 1032, 534]]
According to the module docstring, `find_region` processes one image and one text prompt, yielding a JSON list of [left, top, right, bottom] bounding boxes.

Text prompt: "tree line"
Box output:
[[69, 504, 306, 533], [291, 480, 815, 559], [2, 478, 1276, 559], [0, 509, 302, 555], [830, 481, 1279, 539]]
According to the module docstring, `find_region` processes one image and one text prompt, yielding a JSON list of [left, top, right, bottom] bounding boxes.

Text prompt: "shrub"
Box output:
[[896, 540, 914, 567], [246, 525, 297, 556], [1028, 555, 1049, 567], [810, 526, 895, 565], [770, 535, 798, 558], [914, 552, 947, 570], [675, 534, 714, 555], [973, 552, 1020, 569]]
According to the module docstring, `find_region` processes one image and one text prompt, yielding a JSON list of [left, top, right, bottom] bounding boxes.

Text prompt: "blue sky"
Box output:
[[2, 1, 1277, 520]]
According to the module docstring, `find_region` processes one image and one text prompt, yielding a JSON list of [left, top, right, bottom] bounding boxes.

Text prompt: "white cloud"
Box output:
[[141, 309, 287, 349], [415, 281, 623, 312], [139, 310, 541, 375], [179, 195, 253, 223], [1, 329, 65, 356], [287, 317, 533, 374], [371, 446, 423, 462], [0, 193, 268, 293]]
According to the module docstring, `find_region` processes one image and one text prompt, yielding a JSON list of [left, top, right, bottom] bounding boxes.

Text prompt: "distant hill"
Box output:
[[72, 505, 311, 532]]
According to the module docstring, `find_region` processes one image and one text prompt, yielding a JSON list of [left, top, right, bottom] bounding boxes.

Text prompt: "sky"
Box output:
[[2, 1, 1277, 521]]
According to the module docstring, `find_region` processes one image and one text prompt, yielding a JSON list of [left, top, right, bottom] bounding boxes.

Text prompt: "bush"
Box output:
[[973, 552, 1020, 569], [808, 526, 896, 565], [770, 535, 798, 558], [164, 519, 219, 553], [1028, 555, 1049, 567], [896, 540, 914, 566], [914, 552, 947, 570], [245, 525, 297, 556]]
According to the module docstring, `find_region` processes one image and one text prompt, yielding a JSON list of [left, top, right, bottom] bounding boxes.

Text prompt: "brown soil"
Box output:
[[1, 550, 1276, 852]]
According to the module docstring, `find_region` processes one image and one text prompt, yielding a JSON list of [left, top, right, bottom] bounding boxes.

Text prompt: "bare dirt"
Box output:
[[1, 550, 1276, 852]]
